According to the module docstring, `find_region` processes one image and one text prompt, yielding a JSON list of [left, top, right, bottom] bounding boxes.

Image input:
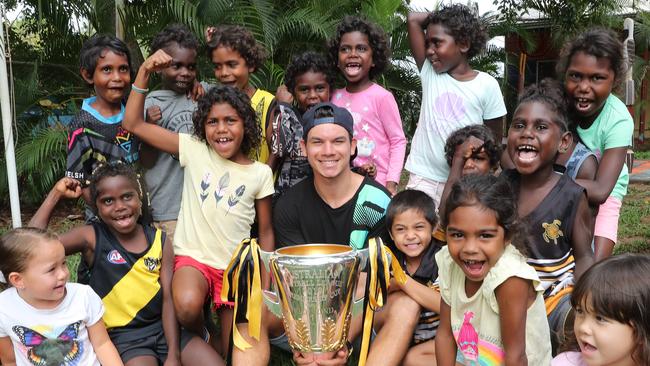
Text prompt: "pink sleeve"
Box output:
[[377, 90, 406, 183]]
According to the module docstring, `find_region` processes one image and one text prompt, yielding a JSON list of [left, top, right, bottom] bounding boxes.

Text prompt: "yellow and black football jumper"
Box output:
[[89, 223, 165, 343], [511, 173, 585, 313]]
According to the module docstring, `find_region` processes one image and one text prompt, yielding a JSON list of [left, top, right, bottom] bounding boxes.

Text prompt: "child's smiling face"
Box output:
[[564, 51, 615, 125], [293, 71, 331, 112], [507, 101, 570, 176], [83, 50, 130, 107], [95, 175, 141, 235], [211, 46, 253, 93], [425, 23, 467, 74], [390, 208, 433, 265], [446, 204, 506, 285], [161, 43, 197, 94], [337, 31, 373, 90], [204, 102, 247, 163]]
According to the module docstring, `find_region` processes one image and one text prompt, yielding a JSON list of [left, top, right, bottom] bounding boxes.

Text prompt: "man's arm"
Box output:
[[571, 193, 595, 280]]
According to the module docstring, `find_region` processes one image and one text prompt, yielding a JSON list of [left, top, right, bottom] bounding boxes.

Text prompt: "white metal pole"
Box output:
[[0, 15, 22, 228]]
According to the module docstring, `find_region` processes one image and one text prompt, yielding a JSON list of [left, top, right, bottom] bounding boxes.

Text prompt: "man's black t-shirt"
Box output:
[[273, 176, 392, 249]]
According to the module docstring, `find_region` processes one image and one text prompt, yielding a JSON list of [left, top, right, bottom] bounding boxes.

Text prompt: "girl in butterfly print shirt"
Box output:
[[0, 228, 123, 366]]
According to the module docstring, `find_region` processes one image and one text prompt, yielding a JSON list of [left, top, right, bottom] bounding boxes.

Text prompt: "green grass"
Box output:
[[633, 150, 650, 161], [615, 184, 650, 254]]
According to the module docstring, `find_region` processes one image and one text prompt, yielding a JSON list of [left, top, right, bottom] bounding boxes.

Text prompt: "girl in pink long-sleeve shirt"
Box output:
[[328, 16, 406, 195]]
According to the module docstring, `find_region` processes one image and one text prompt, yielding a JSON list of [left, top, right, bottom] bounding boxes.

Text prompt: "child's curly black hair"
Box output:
[[424, 4, 487, 60], [89, 162, 142, 211], [444, 124, 501, 168], [516, 78, 570, 132], [327, 16, 391, 80], [206, 25, 267, 72], [192, 86, 261, 156], [79, 34, 132, 82], [150, 23, 200, 53], [556, 27, 626, 91], [285, 52, 335, 95], [442, 174, 528, 255]]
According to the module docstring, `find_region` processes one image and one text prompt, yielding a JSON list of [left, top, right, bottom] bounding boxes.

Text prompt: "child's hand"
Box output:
[[141, 49, 173, 73], [360, 162, 377, 178], [204, 26, 216, 43], [188, 80, 205, 101], [146, 106, 162, 124], [275, 85, 294, 104], [455, 136, 485, 161], [54, 177, 82, 199], [386, 181, 398, 196]]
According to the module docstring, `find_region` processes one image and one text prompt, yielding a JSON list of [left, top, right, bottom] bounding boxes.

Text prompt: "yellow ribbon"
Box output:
[[358, 238, 407, 366], [220, 238, 264, 350]]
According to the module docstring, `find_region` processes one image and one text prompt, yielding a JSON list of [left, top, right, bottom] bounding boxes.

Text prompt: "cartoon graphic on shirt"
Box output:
[[542, 219, 564, 245], [357, 137, 376, 158], [226, 185, 246, 215], [13, 321, 83, 366], [458, 311, 479, 364]]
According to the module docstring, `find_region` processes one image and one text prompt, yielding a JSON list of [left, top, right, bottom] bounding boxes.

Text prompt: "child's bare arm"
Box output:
[[571, 194, 595, 280], [256, 195, 275, 289], [484, 117, 504, 142], [435, 300, 457, 366], [575, 147, 627, 205], [397, 275, 441, 313], [28, 178, 95, 259], [575, 155, 598, 181], [87, 320, 123, 366], [407, 12, 429, 70], [0, 336, 16, 366], [123, 50, 180, 156], [160, 236, 181, 366], [495, 276, 533, 366]]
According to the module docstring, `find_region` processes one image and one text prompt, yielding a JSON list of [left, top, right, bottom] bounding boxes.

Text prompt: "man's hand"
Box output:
[[54, 177, 82, 199], [146, 105, 162, 124]]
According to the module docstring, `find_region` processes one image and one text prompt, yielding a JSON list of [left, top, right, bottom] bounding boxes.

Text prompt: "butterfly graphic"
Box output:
[[13, 321, 82, 366]]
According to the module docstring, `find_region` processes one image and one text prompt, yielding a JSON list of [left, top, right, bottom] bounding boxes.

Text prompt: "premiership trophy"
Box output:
[[222, 238, 405, 366]]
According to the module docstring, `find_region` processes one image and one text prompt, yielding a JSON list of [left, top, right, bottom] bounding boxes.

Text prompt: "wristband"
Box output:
[[131, 84, 149, 94]]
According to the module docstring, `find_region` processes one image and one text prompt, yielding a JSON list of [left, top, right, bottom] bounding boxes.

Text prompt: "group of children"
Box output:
[[0, 3, 648, 366]]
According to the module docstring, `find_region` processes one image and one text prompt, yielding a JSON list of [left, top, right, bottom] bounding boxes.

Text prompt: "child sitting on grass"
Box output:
[[386, 190, 442, 366], [505, 79, 594, 352]]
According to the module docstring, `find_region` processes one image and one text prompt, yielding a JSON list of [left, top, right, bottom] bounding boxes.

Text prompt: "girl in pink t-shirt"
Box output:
[[328, 16, 406, 195]]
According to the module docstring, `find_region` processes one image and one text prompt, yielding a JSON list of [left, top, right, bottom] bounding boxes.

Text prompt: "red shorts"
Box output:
[[173, 255, 234, 309]]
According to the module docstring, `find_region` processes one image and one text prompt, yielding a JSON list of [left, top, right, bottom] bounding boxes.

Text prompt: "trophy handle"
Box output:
[[262, 289, 283, 318], [260, 249, 272, 272]]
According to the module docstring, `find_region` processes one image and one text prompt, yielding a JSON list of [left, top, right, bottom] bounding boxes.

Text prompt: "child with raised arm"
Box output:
[[435, 175, 551, 365], [28, 166, 224, 366], [122, 49, 274, 356], [0, 228, 123, 366], [141, 24, 201, 239], [387, 190, 442, 366], [328, 16, 407, 195], [557, 28, 634, 261], [404, 4, 506, 207], [206, 25, 275, 164], [505, 79, 594, 351], [553, 254, 650, 366]]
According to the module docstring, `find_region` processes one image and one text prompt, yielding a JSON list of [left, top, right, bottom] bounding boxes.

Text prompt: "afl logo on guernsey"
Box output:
[[107, 250, 127, 264]]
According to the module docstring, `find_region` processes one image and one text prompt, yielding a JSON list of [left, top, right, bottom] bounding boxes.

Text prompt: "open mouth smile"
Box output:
[[516, 144, 539, 163]]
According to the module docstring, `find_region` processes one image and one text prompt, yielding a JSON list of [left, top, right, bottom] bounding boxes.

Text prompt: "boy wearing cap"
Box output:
[[232, 103, 419, 366]]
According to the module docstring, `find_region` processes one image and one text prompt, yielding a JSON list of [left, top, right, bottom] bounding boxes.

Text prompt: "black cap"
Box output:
[[302, 102, 354, 138]]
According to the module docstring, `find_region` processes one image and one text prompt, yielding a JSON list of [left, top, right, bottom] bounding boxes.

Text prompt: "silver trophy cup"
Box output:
[[262, 244, 368, 353]]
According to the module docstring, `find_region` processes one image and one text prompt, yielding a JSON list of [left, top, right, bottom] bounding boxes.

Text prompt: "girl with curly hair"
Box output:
[[123, 49, 274, 357], [556, 28, 633, 262], [328, 16, 407, 195], [404, 4, 506, 208], [206, 25, 275, 164]]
